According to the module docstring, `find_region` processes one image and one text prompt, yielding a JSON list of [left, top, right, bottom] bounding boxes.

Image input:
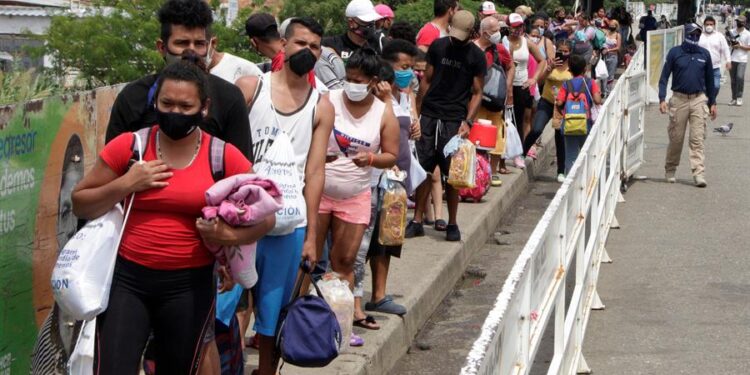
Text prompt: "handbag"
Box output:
[[50, 132, 142, 321], [275, 262, 342, 367], [502, 108, 523, 159], [67, 318, 95, 375], [595, 58, 609, 80]]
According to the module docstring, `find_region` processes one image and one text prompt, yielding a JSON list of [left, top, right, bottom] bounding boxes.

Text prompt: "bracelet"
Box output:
[[368, 152, 374, 166]]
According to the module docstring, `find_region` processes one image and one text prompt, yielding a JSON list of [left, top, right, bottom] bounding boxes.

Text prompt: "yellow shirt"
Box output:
[[542, 68, 573, 103]]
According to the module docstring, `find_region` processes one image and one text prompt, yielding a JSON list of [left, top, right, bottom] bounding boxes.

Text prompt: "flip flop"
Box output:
[[353, 315, 380, 330], [350, 333, 364, 347], [365, 295, 407, 316], [434, 219, 448, 231], [498, 167, 511, 174]]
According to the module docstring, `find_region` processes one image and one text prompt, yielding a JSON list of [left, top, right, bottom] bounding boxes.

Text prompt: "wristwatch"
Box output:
[[464, 119, 474, 127]]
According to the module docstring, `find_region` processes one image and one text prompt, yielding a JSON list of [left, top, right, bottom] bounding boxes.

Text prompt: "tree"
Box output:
[[35, 0, 264, 89], [35, 0, 164, 88]]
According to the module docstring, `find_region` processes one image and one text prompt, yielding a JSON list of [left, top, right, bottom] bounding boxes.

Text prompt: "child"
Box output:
[[554, 54, 602, 174]]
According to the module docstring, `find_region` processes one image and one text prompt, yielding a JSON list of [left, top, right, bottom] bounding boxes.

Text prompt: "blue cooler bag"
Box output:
[[275, 262, 342, 367]]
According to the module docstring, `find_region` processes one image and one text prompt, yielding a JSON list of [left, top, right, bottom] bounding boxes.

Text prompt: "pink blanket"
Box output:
[[202, 174, 283, 288]]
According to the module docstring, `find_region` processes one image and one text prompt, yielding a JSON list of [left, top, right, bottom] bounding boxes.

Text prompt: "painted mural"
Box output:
[[0, 85, 122, 373]]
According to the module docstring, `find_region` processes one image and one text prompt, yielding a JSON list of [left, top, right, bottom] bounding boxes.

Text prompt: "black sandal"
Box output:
[[434, 219, 448, 231], [353, 315, 380, 330]]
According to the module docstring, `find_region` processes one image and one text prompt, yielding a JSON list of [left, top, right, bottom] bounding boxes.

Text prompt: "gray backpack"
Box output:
[[481, 46, 508, 112]]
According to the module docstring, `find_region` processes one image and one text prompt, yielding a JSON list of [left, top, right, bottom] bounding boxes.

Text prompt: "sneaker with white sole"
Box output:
[[729, 99, 737, 106], [665, 171, 676, 183], [737, 98, 743, 106], [557, 173, 565, 183], [694, 175, 707, 187]]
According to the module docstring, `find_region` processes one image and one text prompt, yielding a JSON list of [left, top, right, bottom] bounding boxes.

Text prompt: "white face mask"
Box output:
[[705, 25, 715, 33], [489, 31, 503, 44], [343, 81, 371, 102], [530, 36, 541, 44]]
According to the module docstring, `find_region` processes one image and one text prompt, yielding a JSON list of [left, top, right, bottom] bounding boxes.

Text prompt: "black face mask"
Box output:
[[157, 109, 201, 140], [287, 48, 317, 76]]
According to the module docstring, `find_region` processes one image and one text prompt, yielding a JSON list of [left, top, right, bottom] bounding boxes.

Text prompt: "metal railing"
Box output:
[[460, 44, 647, 375]]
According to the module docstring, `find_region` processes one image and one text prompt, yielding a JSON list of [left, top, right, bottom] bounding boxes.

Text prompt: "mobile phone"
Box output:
[[555, 50, 564, 60]]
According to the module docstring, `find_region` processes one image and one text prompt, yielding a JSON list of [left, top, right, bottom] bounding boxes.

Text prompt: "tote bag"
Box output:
[[51, 133, 141, 321]]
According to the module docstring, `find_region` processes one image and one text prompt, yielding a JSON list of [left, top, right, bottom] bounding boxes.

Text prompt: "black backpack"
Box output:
[[481, 46, 508, 112]]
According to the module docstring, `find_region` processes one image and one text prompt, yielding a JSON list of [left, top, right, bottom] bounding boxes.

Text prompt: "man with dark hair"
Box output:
[[389, 20, 418, 43], [416, 0, 458, 52], [638, 10, 657, 42], [106, 0, 251, 160], [699, 16, 731, 98], [236, 16, 334, 375], [245, 12, 332, 92], [409, 10, 486, 242], [322, 0, 386, 59], [658, 23, 716, 188]]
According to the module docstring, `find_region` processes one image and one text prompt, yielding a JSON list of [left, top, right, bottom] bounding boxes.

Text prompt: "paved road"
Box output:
[[584, 72, 750, 373], [392, 163, 559, 374]]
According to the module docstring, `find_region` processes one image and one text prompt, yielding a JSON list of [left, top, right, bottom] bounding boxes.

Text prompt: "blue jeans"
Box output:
[[524, 98, 554, 155], [564, 135, 587, 174], [713, 68, 721, 98]]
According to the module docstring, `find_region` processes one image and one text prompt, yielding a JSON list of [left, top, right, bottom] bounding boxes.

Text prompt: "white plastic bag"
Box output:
[[595, 58, 608, 80], [503, 109, 523, 159], [254, 131, 306, 236], [68, 318, 95, 375], [51, 133, 141, 321], [310, 274, 354, 351], [407, 140, 427, 194], [447, 139, 477, 189]]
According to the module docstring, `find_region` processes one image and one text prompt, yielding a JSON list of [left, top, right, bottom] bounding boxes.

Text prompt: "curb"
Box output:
[[263, 127, 557, 375]]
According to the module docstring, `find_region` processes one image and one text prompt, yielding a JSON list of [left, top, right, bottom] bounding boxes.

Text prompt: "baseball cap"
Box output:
[[374, 4, 395, 19], [684, 22, 702, 34], [279, 17, 295, 37], [245, 13, 279, 39], [508, 13, 524, 27], [449, 10, 475, 41], [480, 1, 497, 15], [346, 0, 383, 23]]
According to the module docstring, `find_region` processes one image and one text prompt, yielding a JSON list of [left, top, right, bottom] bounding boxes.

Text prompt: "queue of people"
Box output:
[[34, 0, 635, 374]]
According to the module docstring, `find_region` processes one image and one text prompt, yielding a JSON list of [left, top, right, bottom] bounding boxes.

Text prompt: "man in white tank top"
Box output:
[[235, 18, 334, 375]]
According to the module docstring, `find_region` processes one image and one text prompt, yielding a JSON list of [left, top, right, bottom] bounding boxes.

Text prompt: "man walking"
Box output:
[[407, 10, 486, 241], [658, 23, 717, 188], [416, 0, 458, 52], [322, 0, 385, 59], [699, 16, 731, 98], [729, 15, 750, 105], [235, 17, 333, 375]]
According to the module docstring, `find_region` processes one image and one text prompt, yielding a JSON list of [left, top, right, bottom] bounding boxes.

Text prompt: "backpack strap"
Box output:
[[146, 77, 159, 110], [209, 135, 226, 182], [130, 127, 152, 163]]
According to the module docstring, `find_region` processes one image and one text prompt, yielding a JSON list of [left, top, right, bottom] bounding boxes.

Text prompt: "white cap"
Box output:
[[279, 17, 295, 37], [480, 1, 497, 15], [345, 0, 383, 23]]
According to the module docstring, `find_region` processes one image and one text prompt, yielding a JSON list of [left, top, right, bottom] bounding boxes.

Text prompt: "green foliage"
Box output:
[[0, 68, 60, 105], [211, 7, 265, 63], [34, 0, 163, 89], [280, 0, 351, 36]]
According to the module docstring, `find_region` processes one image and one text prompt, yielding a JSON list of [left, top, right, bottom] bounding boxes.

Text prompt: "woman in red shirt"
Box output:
[[72, 61, 274, 374]]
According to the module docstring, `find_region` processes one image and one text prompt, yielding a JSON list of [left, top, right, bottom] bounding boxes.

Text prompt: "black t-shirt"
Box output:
[[422, 37, 486, 121], [322, 31, 386, 61], [105, 73, 252, 161]]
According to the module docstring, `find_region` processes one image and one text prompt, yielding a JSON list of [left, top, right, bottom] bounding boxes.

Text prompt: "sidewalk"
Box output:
[[583, 80, 750, 372], [244, 128, 559, 374]]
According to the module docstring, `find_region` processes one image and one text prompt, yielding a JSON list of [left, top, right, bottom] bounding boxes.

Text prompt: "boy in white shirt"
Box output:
[[699, 16, 731, 97], [729, 16, 750, 105]]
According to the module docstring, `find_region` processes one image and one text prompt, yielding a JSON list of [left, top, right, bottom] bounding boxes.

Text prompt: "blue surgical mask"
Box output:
[[394, 69, 414, 89]]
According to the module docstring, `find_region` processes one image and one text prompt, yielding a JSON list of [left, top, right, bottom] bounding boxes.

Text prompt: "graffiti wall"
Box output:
[[0, 85, 122, 373]]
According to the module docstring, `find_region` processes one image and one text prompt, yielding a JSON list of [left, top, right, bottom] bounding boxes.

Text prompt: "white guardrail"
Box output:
[[461, 44, 647, 375]]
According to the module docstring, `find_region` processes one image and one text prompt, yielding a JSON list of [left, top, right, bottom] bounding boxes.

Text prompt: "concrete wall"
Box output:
[[0, 15, 50, 35], [0, 84, 122, 374]]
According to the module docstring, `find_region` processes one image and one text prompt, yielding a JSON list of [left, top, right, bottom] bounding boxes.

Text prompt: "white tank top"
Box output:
[[509, 37, 530, 86], [324, 89, 385, 199], [248, 72, 319, 181]]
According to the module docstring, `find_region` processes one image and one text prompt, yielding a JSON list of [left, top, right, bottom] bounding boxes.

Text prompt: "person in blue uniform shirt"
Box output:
[[658, 23, 717, 188]]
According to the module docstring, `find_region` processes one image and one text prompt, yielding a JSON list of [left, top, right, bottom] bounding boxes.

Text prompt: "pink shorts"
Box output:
[[318, 190, 372, 225]]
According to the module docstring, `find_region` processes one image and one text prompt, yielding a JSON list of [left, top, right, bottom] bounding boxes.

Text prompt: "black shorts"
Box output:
[[415, 114, 461, 176], [367, 186, 403, 258]]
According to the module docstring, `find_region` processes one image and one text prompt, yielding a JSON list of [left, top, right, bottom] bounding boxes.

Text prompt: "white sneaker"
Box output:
[[729, 99, 737, 106], [737, 98, 743, 106], [557, 173, 565, 183], [665, 171, 676, 183], [514, 156, 526, 169]]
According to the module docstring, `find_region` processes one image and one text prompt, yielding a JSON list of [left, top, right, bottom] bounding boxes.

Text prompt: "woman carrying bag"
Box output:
[[71, 61, 275, 374]]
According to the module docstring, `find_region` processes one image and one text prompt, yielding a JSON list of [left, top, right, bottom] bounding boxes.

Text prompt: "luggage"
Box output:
[[459, 152, 491, 202]]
